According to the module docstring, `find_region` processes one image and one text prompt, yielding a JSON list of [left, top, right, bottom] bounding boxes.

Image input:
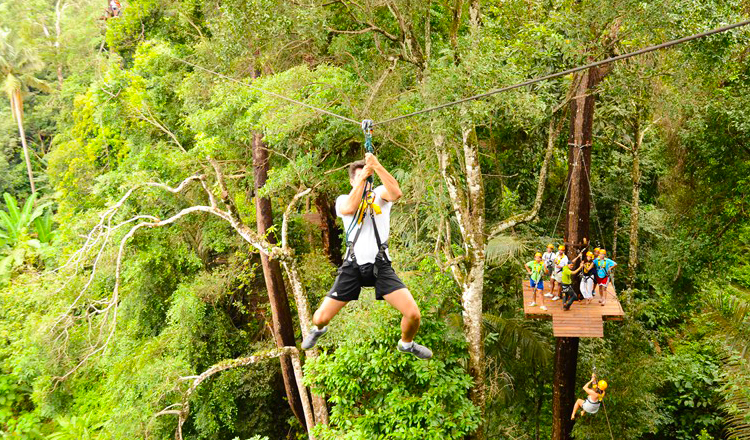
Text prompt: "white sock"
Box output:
[[313, 325, 324, 332], [399, 340, 414, 349]]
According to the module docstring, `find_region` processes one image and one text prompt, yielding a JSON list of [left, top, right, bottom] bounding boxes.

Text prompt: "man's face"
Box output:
[[598, 251, 606, 259], [350, 167, 365, 187]]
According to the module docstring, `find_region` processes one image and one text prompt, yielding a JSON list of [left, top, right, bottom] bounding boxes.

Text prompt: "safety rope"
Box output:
[[590, 365, 615, 440], [372, 20, 750, 127], [550, 145, 580, 238], [602, 400, 615, 440], [578, 145, 606, 249]]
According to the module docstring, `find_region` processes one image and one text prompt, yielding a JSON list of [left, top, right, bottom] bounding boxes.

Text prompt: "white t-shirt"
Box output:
[[336, 185, 393, 264], [554, 253, 569, 273], [542, 251, 556, 267]]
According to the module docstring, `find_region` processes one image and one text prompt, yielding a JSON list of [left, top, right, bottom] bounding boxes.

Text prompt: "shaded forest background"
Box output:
[[0, 0, 748, 438]]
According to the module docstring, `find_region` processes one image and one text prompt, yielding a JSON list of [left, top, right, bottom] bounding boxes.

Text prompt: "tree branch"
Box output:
[[488, 116, 560, 238]]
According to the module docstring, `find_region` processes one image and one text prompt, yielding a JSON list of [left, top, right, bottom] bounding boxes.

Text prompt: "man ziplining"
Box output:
[[301, 153, 433, 359]]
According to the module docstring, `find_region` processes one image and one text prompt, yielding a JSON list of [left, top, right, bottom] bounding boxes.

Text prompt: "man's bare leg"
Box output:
[[383, 288, 420, 342], [302, 297, 348, 349], [384, 289, 432, 359], [312, 297, 349, 328]]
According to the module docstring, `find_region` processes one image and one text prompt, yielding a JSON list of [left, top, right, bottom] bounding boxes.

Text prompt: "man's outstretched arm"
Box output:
[[367, 153, 402, 202]]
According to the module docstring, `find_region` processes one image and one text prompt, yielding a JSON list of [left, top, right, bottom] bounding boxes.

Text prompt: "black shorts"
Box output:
[[326, 257, 407, 302]]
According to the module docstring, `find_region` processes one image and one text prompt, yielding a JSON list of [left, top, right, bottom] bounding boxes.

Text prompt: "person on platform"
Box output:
[[595, 249, 617, 306], [526, 252, 549, 311], [548, 245, 568, 301], [580, 251, 597, 305]]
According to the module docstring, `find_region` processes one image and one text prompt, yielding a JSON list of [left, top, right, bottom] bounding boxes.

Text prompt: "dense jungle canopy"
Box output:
[[0, 0, 749, 438]]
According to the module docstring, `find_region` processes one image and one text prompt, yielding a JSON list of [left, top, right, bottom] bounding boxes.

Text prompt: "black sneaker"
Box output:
[[301, 326, 328, 350]]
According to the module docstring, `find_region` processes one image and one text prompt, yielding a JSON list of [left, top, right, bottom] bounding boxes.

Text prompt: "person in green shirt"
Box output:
[[526, 252, 549, 311]]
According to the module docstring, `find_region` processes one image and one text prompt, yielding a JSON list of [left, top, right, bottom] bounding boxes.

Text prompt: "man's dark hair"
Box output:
[[348, 160, 366, 181]]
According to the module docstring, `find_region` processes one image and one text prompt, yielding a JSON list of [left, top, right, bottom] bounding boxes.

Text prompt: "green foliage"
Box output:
[[0, 0, 749, 438], [305, 259, 480, 439], [655, 344, 726, 439], [0, 192, 50, 246]]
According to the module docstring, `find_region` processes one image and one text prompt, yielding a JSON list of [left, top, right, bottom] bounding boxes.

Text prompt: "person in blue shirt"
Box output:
[[594, 249, 617, 306]]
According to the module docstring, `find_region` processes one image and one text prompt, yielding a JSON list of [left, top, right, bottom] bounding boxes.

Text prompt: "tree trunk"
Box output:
[[252, 132, 307, 428], [434, 114, 486, 440], [314, 192, 343, 267], [11, 91, 36, 195], [553, 65, 607, 440], [551, 337, 580, 440], [627, 122, 642, 290], [55, 0, 65, 89]]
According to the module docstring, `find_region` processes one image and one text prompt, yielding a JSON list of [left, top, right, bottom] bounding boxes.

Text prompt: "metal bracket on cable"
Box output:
[[361, 119, 374, 153], [361, 119, 375, 183]]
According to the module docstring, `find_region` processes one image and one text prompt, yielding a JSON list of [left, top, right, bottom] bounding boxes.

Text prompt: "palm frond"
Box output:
[[486, 235, 528, 266], [721, 354, 750, 439], [704, 287, 750, 360], [483, 313, 552, 369]]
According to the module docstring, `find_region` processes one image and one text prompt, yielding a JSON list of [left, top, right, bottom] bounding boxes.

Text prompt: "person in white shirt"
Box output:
[[301, 154, 432, 359], [548, 245, 568, 301], [542, 243, 556, 289]]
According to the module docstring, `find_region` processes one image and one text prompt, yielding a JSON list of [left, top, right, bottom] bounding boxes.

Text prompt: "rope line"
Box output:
[[602, 400, 616, 440], [578, 145, 606, 246], [550, 146, 579, 238], [170, 56, 361, 125], [372, 20, 750, 127]]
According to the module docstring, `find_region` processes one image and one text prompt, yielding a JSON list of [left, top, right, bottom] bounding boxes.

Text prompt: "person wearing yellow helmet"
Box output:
[[548, 245, 568, 301], [525, 252, 549, 311], [542, 244, 556, 284], [595, 249, 617, 306], [580, 251, 597, 305], [571, 373, 607, 419]]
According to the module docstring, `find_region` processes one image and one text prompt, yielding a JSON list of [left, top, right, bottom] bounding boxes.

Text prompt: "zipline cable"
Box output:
[[372, 19, 750, 127], [170, 56, 362, 125]]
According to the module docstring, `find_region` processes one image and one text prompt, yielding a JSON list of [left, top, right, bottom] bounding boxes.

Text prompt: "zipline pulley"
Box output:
[[361, 119, 375, 183]]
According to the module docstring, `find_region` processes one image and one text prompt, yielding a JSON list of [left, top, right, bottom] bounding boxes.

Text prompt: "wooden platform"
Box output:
[[522, 280, 624, 338]]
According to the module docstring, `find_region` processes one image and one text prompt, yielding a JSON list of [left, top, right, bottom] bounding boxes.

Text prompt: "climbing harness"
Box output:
[[342, 120, 388, 270]]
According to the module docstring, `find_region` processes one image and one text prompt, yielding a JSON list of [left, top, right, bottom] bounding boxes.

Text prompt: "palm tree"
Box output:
[[703, 284, 750, 439], [0, 28, 52, 195]]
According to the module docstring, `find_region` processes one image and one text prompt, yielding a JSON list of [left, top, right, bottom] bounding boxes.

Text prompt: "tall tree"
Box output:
[[252, 131, 308, 428], [0, 29, 50, 195], [553, 49, 617, 440]]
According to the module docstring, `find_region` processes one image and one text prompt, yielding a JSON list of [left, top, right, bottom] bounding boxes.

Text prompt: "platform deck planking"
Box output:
[[522, 279, 624, 338]]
